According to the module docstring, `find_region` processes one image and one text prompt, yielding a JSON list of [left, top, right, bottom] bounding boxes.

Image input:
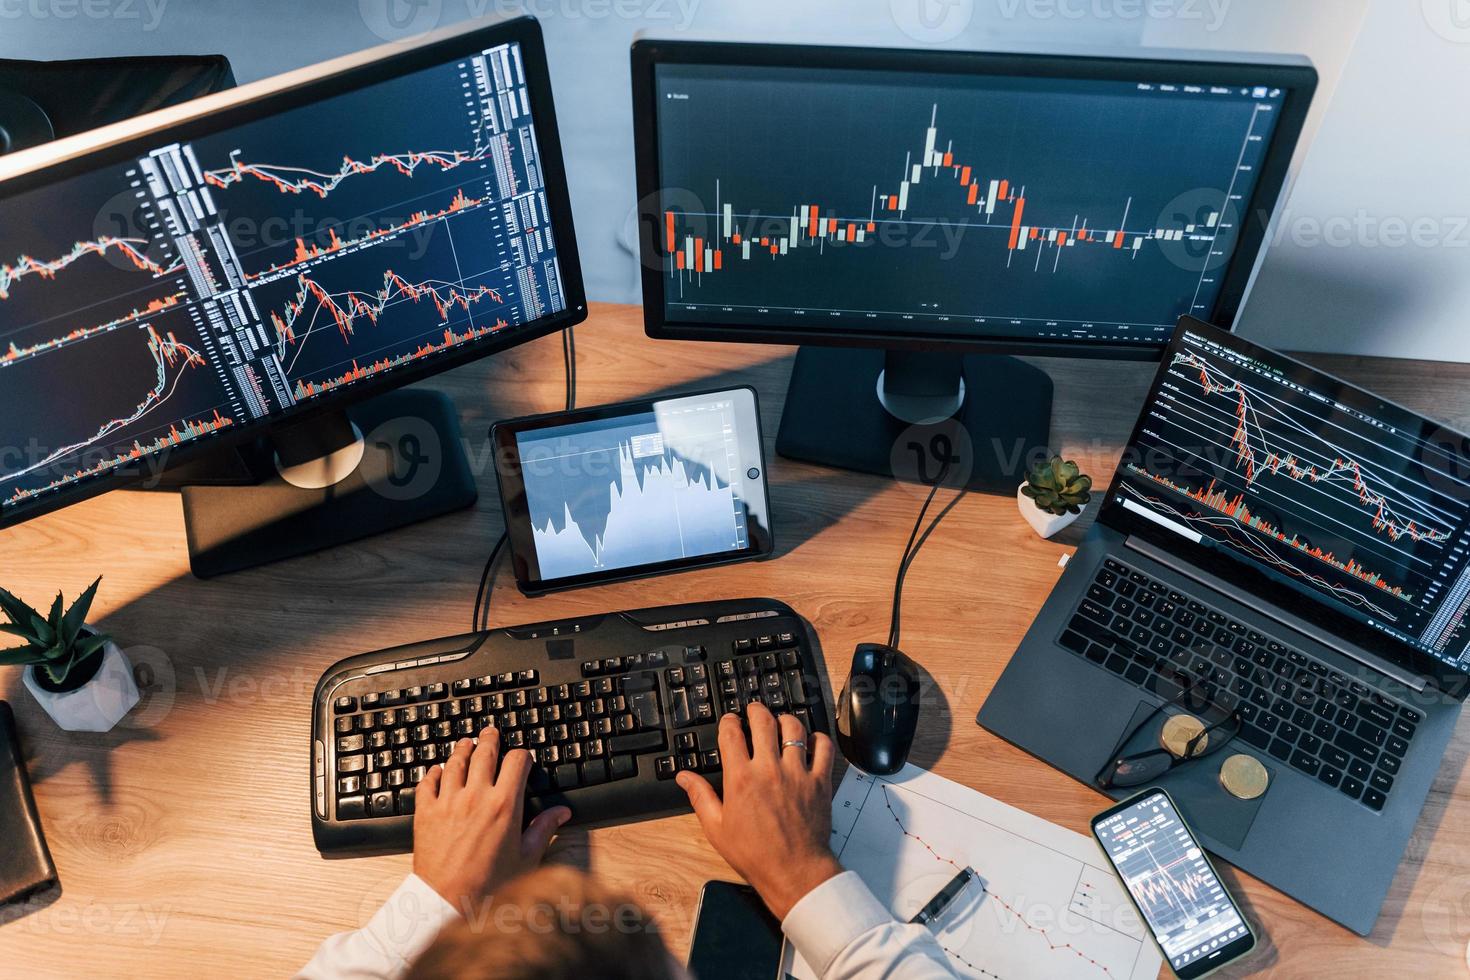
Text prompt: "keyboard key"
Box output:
[[655, 756, 676, 780], [397, 787, 416, 815], [1240, 725, 1271, 750], [338, 754, 366, 773], [554, 763, 580, 789], [1268, 739, 1292, 761], [334, 696, 357, 714], [581, 760, 609, 785], [1391, 717, 1416, 740], [1385, 735, 1410, 758], [609, 756, 637, 780], [337, 795, 367, 820], [1340, 777, 1364, 800], [1362, 788, 1386, 811], [1290, 750, 1320, 776], [1318, 765, 1341, 788], [1369, 771, 1394, 793], [1348, 758, 1371, 780], [370, 792, 395, 817], [1333, 730, 1379, 763]]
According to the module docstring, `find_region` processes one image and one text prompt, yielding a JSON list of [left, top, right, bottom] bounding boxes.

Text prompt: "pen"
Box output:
[[908, 866, 976, 926]]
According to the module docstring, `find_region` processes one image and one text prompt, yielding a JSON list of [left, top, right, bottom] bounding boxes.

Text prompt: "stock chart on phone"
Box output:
[[0, 40, 566, 513], [653, 63, 1285, 343], [1116, 329, 1470, 668]]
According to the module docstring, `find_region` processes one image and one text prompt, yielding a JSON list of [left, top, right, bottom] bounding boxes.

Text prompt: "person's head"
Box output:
[[406, 865, 685, 980]]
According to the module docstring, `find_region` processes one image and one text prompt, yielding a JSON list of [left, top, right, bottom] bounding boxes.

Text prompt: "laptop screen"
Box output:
[[1106, 322, 1470, 679]]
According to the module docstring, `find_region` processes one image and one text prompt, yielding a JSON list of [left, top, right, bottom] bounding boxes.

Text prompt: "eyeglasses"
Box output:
[[1094, 670, 1242, 790]]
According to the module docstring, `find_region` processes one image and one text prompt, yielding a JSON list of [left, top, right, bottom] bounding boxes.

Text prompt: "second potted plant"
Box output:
[[0, 578, 138, 732], [1018, 456, 1094, 539]]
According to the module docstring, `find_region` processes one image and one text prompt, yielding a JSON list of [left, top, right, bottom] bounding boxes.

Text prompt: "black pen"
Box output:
[[908, 866, 975, 926]]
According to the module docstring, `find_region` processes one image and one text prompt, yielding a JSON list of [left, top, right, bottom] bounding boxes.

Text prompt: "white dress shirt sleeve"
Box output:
[[782, 871, 956, 980], [297, 874, 460, 980]]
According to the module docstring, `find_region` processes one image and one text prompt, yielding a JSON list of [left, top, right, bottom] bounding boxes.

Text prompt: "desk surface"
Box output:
[[4, 303, 1470, 978]]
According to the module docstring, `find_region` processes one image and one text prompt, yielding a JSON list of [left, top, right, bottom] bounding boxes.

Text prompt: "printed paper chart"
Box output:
[[783, 765, 1162, 980]]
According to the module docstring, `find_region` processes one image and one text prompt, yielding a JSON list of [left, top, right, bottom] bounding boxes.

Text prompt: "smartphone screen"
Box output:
[[687, 880, 782, 980], [1092, 790, 1255, 978]]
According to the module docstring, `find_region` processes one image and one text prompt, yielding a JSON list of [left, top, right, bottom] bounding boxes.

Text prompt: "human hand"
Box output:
[[676, 702, 842, 920], [412, 728, 572, 908]]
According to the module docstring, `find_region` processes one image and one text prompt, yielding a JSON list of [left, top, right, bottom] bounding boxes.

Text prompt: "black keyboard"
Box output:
[[1062, 558, 1422, 813], [311, 598, 829, 854]]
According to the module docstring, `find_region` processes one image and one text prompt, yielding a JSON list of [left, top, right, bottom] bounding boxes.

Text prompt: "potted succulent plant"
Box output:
[[0, 578, 138, 732], [1018, 456, 1094, 539]]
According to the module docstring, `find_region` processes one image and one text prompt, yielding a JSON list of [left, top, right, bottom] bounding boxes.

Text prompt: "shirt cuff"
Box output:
[[359, 874, 462, 969], [781, 870, 897, 976]]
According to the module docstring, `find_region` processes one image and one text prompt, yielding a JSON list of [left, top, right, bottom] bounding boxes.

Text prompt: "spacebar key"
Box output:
[[609, 731, 667, 755]]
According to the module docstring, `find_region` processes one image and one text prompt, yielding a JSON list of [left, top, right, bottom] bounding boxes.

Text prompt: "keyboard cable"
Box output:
[[471, 327, 577, 633]]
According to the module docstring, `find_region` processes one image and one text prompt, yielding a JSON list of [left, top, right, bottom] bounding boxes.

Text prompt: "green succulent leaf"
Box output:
[[0, 645, 44, 666], [27, 612, 54, 647], [73, 633, 111, 661], [43, 658, 71, 686], [61, 577, 101, 650], [0, 586, 36, 628]]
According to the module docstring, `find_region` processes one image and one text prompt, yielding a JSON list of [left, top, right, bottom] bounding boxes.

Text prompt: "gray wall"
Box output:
[[9, 0, 1458, 362]]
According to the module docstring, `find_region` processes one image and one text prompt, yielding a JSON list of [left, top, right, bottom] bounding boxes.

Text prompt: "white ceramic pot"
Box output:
[[23, 634, 139, 732], [1017, 484, 1084, 539]]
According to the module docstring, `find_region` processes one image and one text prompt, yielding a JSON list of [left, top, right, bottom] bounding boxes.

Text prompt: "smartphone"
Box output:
[[1091, 789, 1256, 979], [686, 880, 783, 980]]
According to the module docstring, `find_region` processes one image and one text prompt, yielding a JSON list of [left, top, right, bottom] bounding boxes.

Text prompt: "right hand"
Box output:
[[676, 702, 843, 920]]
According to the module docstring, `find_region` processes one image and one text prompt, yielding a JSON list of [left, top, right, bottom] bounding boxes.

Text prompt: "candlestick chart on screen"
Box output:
[[654, 63, 1286, 341]]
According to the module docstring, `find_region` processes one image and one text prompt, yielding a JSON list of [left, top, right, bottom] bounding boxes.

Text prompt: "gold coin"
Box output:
[[1159, 714, 1207, 758], [1219, 753, 1270, 800]]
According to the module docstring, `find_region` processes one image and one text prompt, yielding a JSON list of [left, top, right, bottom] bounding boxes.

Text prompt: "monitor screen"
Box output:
[[1109, 326, 1470, 672], [0, 35, 569, 517], [644, 52, 1308, 351]]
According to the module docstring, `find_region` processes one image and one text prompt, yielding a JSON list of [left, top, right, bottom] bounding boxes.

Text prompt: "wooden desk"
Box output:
[[4, 303, 1470, 977]]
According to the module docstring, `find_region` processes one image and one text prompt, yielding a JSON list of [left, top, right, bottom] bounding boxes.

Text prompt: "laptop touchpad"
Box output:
[[1109, 701, 1270, 851]]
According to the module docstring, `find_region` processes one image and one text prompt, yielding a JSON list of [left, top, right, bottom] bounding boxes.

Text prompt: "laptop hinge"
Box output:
[[1124, 536, 1430, 695]]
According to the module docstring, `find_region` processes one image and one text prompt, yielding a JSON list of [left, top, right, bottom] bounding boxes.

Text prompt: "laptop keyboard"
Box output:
[[1061, 557, 1423, 813]]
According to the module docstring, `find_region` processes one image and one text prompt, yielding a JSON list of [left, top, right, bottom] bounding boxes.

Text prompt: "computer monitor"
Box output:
[[632, 41, 1316, 491], [0, 16, 585, 576]]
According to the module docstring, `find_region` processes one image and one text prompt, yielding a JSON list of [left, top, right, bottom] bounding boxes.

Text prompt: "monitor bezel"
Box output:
[[631, 39, 1316, 360], [1099, 316, 1470, 697], [0, 15, 587, 530]]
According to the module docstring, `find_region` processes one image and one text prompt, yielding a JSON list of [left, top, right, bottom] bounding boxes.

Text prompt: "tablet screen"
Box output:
[[495, 387, 772, 592]]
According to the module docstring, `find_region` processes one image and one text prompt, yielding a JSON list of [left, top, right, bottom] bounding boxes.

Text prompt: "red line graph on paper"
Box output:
[[1175, 350, 1451, 546], [0, 237, 181, 300], [879, 785, 1117, 980]]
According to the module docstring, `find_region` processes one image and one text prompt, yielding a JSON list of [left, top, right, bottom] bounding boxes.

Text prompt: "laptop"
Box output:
[[979, 317, 1470, 936]]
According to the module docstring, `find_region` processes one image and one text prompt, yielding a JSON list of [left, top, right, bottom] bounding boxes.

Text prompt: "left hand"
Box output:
[[412, 728, 572, 908]]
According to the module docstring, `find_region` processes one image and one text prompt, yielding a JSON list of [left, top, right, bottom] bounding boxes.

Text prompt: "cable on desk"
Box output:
[[888, 449, 968, 649], [471, 327, 577, 633]]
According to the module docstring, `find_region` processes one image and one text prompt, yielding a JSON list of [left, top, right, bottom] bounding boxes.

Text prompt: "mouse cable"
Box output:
[[888, 486, 971, 650], [471, 326, 577, 633]]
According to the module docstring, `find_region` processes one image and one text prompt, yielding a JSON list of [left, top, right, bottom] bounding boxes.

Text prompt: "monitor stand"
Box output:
[[775, 348, 1053, 493], [178, 389, 478, 578]]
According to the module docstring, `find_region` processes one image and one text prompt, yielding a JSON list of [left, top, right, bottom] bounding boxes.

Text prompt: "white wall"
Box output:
[[1233, 0, 1470, 361]]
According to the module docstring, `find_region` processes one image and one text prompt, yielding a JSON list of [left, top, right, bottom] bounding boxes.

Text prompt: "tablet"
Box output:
[[492, 386, 773, 595]]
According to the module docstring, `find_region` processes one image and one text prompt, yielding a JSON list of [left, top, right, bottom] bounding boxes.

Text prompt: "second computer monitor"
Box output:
[[632, 41, 1317, 491]]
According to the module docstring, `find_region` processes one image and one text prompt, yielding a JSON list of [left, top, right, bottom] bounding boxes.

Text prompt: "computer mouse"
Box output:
[[836, 643, 921, 776]]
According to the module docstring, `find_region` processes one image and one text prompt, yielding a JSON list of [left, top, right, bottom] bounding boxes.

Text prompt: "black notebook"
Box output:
[[0, 701, 57, 905]]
